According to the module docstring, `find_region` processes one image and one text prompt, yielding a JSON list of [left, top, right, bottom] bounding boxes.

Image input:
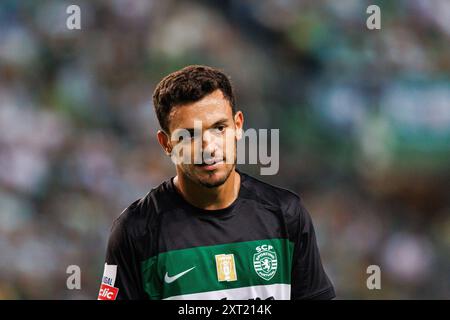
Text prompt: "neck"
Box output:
[[173, 169, 240, 210]]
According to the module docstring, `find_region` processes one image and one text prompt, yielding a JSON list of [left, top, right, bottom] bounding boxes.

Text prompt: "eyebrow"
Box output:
[[210, 118, 230, 127], [180, 118, 230, 132]]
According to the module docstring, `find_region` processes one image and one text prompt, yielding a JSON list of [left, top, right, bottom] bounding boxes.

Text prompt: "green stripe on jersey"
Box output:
[[141, 238, 294, 299]]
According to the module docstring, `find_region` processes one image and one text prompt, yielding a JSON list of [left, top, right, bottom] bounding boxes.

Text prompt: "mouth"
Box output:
[[195, 159, 224, 171]]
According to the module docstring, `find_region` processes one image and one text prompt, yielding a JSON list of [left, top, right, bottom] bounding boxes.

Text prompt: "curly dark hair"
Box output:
[[152, 65, 236, 133]]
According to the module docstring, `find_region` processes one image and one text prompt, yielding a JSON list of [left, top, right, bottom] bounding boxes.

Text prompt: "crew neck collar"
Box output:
[[169, 170, 244, 218]]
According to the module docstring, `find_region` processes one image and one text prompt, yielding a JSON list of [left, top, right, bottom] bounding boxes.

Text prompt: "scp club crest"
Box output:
[[253, 244, 278, 281]]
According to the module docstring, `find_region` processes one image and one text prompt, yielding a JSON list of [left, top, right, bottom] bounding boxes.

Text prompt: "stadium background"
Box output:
[[0, 0, 449, 299]]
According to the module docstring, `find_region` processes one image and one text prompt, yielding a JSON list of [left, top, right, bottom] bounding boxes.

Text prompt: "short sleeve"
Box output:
[[290, 198, 336, 300], [98, 214, 147, 300]]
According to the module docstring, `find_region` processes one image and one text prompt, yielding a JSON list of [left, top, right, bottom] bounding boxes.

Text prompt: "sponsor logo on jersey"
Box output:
[[164, 267, 196, 284], [215, 254, 237, 282], [101, 263, 117, 286], [98, 263, 118, 300], [253, 244, 278, 281], [98, 283, 119, 300]]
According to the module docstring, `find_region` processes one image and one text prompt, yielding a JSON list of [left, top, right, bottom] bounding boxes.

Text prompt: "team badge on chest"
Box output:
[[253, 244, 278, 281]]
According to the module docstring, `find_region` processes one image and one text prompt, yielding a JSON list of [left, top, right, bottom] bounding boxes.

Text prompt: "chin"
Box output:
[[195, 171, 225, 188], [199, 176, 227, 188], [194, 165, 233, 188]]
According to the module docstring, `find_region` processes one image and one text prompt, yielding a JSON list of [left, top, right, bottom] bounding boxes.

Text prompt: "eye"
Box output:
[[216, 125, 225, 132]]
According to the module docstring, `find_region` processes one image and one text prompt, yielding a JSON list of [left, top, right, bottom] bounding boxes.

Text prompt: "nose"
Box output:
[[202, 130, 216, 156]]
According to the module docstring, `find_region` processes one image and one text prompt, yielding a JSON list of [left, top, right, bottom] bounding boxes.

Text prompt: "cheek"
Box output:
[[171, 140, 199, 165], [223, 130, 236, 150]]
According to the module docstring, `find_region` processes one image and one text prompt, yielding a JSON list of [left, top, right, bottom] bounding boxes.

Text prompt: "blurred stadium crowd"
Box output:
[[0, 0, 449, 299]]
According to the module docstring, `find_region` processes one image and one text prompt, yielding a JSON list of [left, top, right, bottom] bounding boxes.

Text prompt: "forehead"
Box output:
[[168, 89, 233, 131]]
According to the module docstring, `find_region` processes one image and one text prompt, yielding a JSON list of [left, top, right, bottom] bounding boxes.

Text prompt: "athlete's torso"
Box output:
[[100, 170, 335, 300]]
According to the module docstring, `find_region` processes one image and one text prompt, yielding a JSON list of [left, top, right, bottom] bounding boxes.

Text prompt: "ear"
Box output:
[[157, 130, 172, 155], [234, 111, 244, 140]]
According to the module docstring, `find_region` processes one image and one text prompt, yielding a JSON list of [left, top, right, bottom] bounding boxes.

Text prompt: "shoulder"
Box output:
[[240, 172, 312, 242], [240, 171, 304, 218], [111, 178, 174, 239]]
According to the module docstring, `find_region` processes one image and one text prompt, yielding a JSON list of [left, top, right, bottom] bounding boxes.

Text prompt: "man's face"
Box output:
[[165, 89, 243, 188]]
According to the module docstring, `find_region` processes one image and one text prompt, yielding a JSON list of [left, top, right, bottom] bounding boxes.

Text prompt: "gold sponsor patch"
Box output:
[[215, 254, 237, 282]]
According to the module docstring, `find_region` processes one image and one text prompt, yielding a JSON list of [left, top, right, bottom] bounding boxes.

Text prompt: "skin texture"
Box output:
[[157, 89, 244, 210]]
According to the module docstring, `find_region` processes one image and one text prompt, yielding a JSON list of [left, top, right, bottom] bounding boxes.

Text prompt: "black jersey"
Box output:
[[98, 170, 335, 300]]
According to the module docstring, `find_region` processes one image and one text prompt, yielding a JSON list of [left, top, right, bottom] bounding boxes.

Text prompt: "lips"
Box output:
[[196, 160, 224, 170], [197, 158, 223, 166]]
